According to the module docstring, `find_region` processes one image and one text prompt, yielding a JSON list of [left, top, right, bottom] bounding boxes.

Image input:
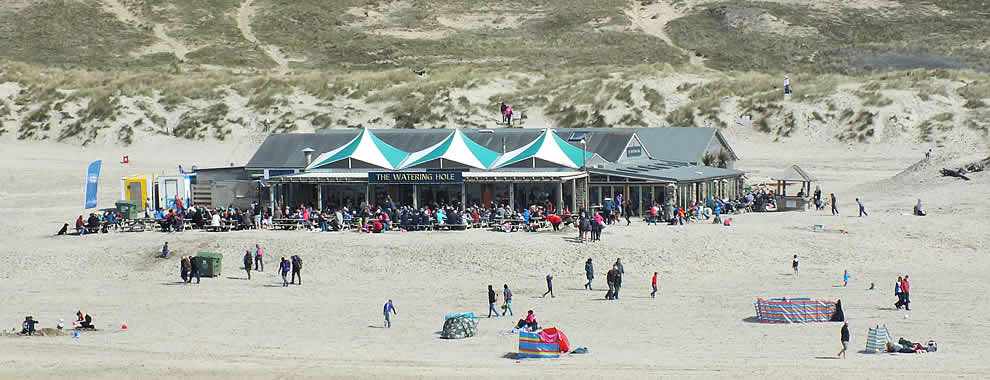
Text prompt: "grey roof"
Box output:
[[624, 127, 738, 164], [245, 127, 737, 170], [772, 165, 816, 181], [589, 158, 744, 182]]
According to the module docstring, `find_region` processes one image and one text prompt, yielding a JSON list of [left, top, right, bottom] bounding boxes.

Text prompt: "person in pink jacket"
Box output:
[[900, 275, 911, 311]]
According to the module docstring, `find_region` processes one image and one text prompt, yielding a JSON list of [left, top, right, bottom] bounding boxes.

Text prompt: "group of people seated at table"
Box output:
[[72, 210, 124, 235]]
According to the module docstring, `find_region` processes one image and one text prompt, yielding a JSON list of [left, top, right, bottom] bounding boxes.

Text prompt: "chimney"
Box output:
[[302, 148, 315, 167]]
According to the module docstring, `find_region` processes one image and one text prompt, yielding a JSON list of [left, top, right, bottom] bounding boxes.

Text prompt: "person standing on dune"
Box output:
[[830, 193, 838, 216]]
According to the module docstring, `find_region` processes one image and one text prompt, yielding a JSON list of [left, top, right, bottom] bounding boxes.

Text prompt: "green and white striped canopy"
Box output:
[[490, 128, 591, 169], [306, 129, 408, 170], [399, 129, 499, 169]]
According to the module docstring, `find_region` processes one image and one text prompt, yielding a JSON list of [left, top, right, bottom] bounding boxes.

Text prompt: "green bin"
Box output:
[[115, 200, 141, 220], [195, 252, 223, 277]]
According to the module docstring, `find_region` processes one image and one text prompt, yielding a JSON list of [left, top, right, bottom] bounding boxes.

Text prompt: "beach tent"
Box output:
[[399, 129, 499, 169], [490, 129, 592, 169], [754, 298, 842, 323], [440, 315, 477, 339], [306, 129, 408, 170], [866, 326, 892, 353], [518, 328, 570, 358]]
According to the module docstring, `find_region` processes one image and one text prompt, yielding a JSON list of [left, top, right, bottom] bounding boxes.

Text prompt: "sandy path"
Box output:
[[625, 0, 705, 66], [236, 0, 291, 74], [102, 0, 191, 60]]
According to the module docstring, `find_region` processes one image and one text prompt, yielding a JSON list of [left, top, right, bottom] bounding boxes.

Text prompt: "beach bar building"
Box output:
[[245, 127, 744, 215]]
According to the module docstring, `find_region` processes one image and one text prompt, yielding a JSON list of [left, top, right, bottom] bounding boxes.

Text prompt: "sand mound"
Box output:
[[709, 7, 818, 37]]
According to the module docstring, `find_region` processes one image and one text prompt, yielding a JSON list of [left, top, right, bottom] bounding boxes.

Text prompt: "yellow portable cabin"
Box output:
[[120, 174, 155, 209]]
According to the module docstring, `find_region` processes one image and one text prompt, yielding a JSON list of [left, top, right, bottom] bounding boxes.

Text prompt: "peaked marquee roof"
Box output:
[[491, 129, 592, 169], [399, 129, 500, 169], [772, 164, 816, 182], [306, 129, 408, 170]]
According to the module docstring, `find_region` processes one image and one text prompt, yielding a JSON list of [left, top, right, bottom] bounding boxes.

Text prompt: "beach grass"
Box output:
[[667, 1, 990, 74]]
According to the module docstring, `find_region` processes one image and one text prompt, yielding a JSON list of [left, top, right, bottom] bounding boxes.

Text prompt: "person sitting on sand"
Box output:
[[515, 310, 538, 331], [914, 199, 926, 216], [21, 316, 39, 335], [75, 311, 93, 329]]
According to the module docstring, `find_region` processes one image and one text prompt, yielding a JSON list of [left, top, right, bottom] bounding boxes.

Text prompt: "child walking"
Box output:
[[651, 272, 659, 299]]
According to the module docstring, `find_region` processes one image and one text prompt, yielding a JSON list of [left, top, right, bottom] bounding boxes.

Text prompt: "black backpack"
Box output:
[[291, 255, 302, 270]]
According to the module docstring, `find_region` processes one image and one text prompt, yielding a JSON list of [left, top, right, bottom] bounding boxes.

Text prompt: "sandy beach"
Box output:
[[0, 136, 988, 379]]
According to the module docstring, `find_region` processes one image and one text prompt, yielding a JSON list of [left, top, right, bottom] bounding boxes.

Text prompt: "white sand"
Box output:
[[0, 136, 988, 379]]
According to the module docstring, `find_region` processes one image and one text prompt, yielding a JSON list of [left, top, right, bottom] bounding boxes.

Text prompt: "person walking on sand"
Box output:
[[624, 200, 632, 226], [837, 322, 850, 359], [542, 273, 554, 298], [830, 193, 838, 215], [290, 255, 302, 285], [160, 242, 169, 259], [784, 75, 792, 94], [901, 275, 911, 311], [243, 250, 253, 280], [614, 258, 624, 276], [613, 267, 623, 299], [504, 105, 513, 126], [843, 270, 850, 287], [180, 256, 190, 282], [383, 299, 397, 328], [605, 266, 617, 300], [857, 198, 868, 217], [279, 257, 290, 287], [254, 244, 264, 272], [500, 101, 507, 124], [792, 255, 799, 276], [502, 284, 514, 317], [488, 285, 499, 318], [894, 275, 903, 309], [189, 255, 200, 284], [584, 258, 594, 290], [651, 272, 659, 299]]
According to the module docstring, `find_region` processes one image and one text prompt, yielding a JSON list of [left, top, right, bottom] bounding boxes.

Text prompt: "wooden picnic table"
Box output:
[[271, 218, 307, 230], [120, 220, 147, 232], [205, 219, 237, 232]]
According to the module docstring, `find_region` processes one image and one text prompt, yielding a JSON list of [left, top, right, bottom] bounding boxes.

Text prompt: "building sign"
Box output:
[[368, 171, 463, 184], [626, 146, 642, 157]]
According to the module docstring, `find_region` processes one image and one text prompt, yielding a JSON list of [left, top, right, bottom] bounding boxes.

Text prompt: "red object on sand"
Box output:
[[121, 156, 130, 164], [538, 327, 570, 352], [121, 324, 128, 329]]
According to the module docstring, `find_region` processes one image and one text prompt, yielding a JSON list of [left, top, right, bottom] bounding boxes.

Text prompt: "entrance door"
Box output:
[[165, 179, 178, 206], [129, 181, 143, 206]]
